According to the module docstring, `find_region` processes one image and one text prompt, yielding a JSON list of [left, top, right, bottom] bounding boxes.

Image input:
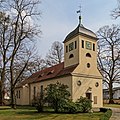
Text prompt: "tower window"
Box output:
[[87, 63, 90, 68], [93, 43, 95, 51], [86, 53, 91, 57], [95, 82, 99, 87], [69, 54, 74, 59], [75, 41, 77, 49], [69, 42, 74, 51], [66, 46, 68, 53], [82, 40, 84, 48]]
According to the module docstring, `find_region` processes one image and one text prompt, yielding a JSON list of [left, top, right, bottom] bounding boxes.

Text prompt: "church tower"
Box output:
[[63, 12, 103, 107], [63, 16, 100, 76]]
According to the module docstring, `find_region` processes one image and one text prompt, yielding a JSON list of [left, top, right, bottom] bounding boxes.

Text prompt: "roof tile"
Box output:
[[16, 62, 78, 88]]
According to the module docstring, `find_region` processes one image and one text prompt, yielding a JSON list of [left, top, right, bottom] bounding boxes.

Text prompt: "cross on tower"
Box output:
[[77, 5, 82, 25]]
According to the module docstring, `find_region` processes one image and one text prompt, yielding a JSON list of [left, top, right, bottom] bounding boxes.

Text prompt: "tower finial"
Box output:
[[77, 5, 82, 25]]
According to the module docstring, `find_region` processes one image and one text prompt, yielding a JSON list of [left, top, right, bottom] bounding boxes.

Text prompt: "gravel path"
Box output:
[[109, 108, 120, 120]]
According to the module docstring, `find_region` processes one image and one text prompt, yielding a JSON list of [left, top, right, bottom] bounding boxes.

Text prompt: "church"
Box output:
[[15, 16, 103, 108]]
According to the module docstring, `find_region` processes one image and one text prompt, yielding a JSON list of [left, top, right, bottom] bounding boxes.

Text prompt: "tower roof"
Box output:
[[63, 24, 97, 43]]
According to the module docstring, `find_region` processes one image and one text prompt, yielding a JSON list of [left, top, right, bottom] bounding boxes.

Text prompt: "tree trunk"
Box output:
[[54, 101, 58, 113], [11, 87, 16, 109], [0, 85, 2, 105], [109, 82, 114, 104], [0, 68, 5, 106]]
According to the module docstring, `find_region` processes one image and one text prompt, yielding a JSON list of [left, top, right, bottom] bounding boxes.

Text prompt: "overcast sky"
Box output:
[[37, 0, 120, 57]]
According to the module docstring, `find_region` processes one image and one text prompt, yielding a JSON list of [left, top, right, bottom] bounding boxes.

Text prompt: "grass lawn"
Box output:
[[104, 104, 120, 108], [0, 106, 105, 120]]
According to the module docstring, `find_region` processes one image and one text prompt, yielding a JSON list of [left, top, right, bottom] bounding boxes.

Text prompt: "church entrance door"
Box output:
[[86, 93, 92, 100]]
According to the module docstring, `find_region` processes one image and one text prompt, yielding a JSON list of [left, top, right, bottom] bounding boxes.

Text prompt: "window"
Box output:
[[69, 54, 74, 59], [82, 40, 84, 48], [75, 41, 77, 49], [47, 70, 54, 75], [16, 91, 18, 99], [33, 87, 36, 98], [87, 63, 90, 68], [95, 82, 99, 87], [38, 73, 44, 78], [69, 42, 74, 51], [18, 90, 20, 99], [66, 46, 68, 53], [93, 43, 95, 51], [94, 96, 97, 104], [40, 85, 43, 95], [86, 53, 91, 57], [40, 85, 43, 93], [86, 93, 91, 100]]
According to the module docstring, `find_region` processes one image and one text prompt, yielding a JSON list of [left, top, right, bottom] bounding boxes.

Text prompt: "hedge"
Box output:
[[100, 109, 112, 120]]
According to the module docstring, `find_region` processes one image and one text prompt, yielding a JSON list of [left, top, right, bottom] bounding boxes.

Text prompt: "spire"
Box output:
[[77, 5, 82, 25]]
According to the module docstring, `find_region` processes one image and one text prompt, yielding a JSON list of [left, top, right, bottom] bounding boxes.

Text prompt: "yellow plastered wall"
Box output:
[[15, 85, 29, 105], [72, 76, 103, 107], [64, 36, 79, 68], [64, 35, 101, 76], [77, 35, 101, 76], [29, 76, 72, 105], [15, 88, 23, 105]]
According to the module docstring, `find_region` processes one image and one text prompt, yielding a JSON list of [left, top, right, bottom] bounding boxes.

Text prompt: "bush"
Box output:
[[44, 82, 70, 113], [35, 97, 44, 112], [62, 100, 78, 113], [32, 92, 44, 112], [76, 96, 92, 113], [100, 109, 112, 120], [60, 97, 92, 113]]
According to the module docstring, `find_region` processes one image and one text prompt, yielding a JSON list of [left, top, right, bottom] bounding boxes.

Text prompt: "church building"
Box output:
[[15, 16, 103, 107]]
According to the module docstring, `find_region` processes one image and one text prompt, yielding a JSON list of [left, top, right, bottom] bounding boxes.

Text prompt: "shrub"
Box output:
[[32, 92, 44, 112], [35, 97, 44, 112], [62, 100, 78, 113], [76, 96, 92, 113], [100, 109, 112, 120], [45, 82, 70, 113]]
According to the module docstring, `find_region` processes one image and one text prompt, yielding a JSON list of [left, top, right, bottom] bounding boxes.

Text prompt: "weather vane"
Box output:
[[77, 5, 82, 25]]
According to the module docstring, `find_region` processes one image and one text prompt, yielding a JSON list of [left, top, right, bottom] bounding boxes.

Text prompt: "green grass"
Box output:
[[104, 104, 120, 108], [0, 106, 106, 120]]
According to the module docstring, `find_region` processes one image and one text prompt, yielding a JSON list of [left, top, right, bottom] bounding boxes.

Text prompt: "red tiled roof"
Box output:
[[16, 62, 78, 88]]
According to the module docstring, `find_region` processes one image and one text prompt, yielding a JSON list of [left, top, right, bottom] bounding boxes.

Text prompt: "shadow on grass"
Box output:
[[0, 106, 11, 110], [16, 106, 36, 110], [17, 110, 61, 115], [16, 110, 61, 119]]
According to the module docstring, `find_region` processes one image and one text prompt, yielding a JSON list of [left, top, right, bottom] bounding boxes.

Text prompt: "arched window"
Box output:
[[87, 63, 90, 68], [69, 54, 74, 59], [86, 53, 91, 57]]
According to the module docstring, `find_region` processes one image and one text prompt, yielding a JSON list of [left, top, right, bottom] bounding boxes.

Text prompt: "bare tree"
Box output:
[[25, 55, 47, 75], [45, 41, 64, 67], [97, 24, 120, 103], [112, 0, 120, 19], [0, 12, 12, 105], [0, 0, 41, 107]]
